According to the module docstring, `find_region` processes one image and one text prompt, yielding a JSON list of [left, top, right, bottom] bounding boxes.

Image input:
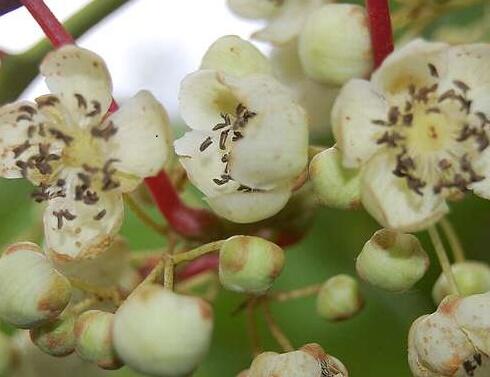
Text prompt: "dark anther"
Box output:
[[428, 63, 439, 78], [475, 112, 490, 126], [221, 153, 230, 163], [15, 161, 28, 177], [453, 80, 470, 93], [77, 172, 91, 187], [199, 136, 213, 152], [19, 105, 37, 116], [407, 175, 426, 196], [232, 131, 243, 142], [56, 179, 66, 187], [219, 129, 230, 150], [213, 174, 231, 186], [371, 119, 388, 126], [86, 101, 101, 117], [438, 159, 452, 170], [94, 209, 107, 221], [13, 141, 31, 158], [438, 89, 457, 103], [27, 125, 36, 139], [83, 190, 99, 205], [91, 121, 118, 141], [213, 113, 231, 131], [74, 93, 87, 109], [474, 354, 482, 366], [405, 101, 413, 112], [49, 128, 74, 145], [36, 96, 59, 108], [16, 114, 32, 122], [460, 155, 485, 183], [52, 209, 77, 229], [82, 164, 99, 174], [388, 106, 400, 125], [402, 113, 413, 126], [31, 183, 50, 203], [376, 131, 405, 148], [415, 84, 438, 103], [234, 103, 257, 129]]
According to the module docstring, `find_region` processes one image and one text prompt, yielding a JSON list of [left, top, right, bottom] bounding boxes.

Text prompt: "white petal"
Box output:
[[372, 39, 448, 97], [179, 70, 238, 131], [253, 0, 325, 46], [332, 79, 389, 168], [100, 91, 172, 180], [206, 185, 291, 223], [469, 148, 490, 199], [361, 153, 449, 232], [40, 45, 112, 127], [175, 130, 238, 197], [227, 0, 280, 19], [44, 171, 123, 260], [200, 35, 271, 77], [221, 74, 309, 189]]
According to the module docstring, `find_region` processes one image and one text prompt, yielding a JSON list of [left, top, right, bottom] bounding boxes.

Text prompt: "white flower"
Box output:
[[408, 293, 490, 377], [175, 36, 308, 223], [332, 40, 490, 232], [227, 0, 329, 46], [0, 45, 172, 260]]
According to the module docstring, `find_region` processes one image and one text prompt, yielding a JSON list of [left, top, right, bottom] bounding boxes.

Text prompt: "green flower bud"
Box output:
[[298, 4, 373, 86], [432, 261, 490, 305], [30, 315, 76, 357], [219, 236, 285, 294], [75, 310, 121, 370], [309, 147, 361, 210], [356, 229, 429, 292], [0, 242, 72, 328], [113, 285, 213, 377], [248, 343, 348, 377], [316, 274, 363, 321]]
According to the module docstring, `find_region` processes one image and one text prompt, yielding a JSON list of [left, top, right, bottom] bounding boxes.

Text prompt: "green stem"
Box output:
[[440, 217, 466, 263], [0, 0, 131, 105], [124, 194, 168, 236], [428, 225, 460, 295], [172, 240, 225, 265]]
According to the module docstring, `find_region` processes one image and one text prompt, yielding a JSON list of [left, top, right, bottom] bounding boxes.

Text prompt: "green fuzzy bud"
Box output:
[[75, 310, 121, 370], [309, 147, 361, 210], [432, 261, 490, 305], [316, 274, 363, 321], [357, 229, 429, 292], [0, 242, 71, 328], [30, 315, 76, 357], [298, 4, 373, 86], [113, 285, 213, 377], [219, 236, 285, 294]]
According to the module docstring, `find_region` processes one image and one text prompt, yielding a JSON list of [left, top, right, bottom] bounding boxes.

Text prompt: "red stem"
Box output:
[[21, 0, 219, 239], [365, 0, 394, 68]]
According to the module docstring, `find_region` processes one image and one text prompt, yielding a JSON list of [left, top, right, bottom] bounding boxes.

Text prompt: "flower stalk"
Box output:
[[439, 217, 466, 263], [365, 0, 394, 68], [263, 301, 294, 352]]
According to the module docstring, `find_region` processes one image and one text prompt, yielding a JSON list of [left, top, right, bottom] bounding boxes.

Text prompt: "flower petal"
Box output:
[[44, 171, 123, 260], [361, 153, 449, 232], [221, 73, 309, 189], [40, 45, 112, 128], [332, 79, 389, 168], [252, 0, 324, 45], [179, 70, 238, 131], [469, 147, 490, 199], [371, 39, 448, 98], [100, 91, 172, 180], [200, 35, 271, 77], [227, 0, 280, 19], [206, 185, 291, 223]]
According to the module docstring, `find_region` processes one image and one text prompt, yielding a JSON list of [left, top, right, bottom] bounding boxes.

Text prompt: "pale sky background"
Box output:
[[0, 0, 267, 121]]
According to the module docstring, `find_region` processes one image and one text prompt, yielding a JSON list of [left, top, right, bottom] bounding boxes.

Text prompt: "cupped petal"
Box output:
[[200, 35, 271, 77], [361, 153, 449, 232], [252, 0, 325, 46], [371, 39, 448, 98], [206, 185, 291, 223], [221, 73, 309, 189], [40, 45, 112, 128], [99, 91, 172, 181], [179, 70, 239, 131], [227, 0, 280, 19], [175, 130, 239, 197], [44, 170, 123, 261], [332, 79, 389, 168]]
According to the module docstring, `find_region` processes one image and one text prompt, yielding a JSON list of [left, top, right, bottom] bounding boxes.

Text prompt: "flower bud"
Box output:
[[75, 310, 121, 370], [113, 285, 213, 377], [316, 274, 363, 321], [0, 242, 71, 328], [298, 4, 373, 86], [356, 229, 429, 292], [309, 147, 361, 210], [409, 294, 490, 377], [30, 315, 76, 357], [247, 343, 348, 377], [219, 236, 285, 294], [432, 261, 490, 305]]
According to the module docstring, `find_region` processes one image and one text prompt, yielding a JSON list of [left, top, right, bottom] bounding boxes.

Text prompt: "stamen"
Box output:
[[91, 121, 118, 141], [74, 93, 87, 109], [453, 80, 470, 94], [19, 105, 37, 116], [402, 113, 413, 126], [48, 128, 73, 145], [86, 100, 101, 117], [232, 131, 243, 142], [212, 113, 231, 131], [388, 106, 400, 125], [93, 209, 106, 221], [219, 129, 230, 150], [213, 174, 231, 186], [52, 209, 76, 229], [371, 119, 388, 126], [13, 141, 31, 158], [199, 136, 213, 152], [16, 114, 32, 122], [428, 63, 439, 78], [36, 96, 59, 108], [376, 131, 405, 147]]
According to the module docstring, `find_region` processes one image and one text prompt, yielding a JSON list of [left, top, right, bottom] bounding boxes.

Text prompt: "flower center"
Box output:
[[371, 63, 489, 197]]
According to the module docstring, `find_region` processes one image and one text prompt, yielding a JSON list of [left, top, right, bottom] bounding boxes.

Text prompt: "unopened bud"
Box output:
[[432, 261, 490, 305], [219, 236, 285, 294], [30, 315, 76, 357], [75, 310, 121, 370], [0, 242, 71, 328], [316, 274, 363, 321], [248, 343, 348, 377], [298, 4, 373, 86], [409, 294, 490, 377], [356, 229, 429, 292], [309, 147, 361, 210], [113, 285, 213, 377]]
